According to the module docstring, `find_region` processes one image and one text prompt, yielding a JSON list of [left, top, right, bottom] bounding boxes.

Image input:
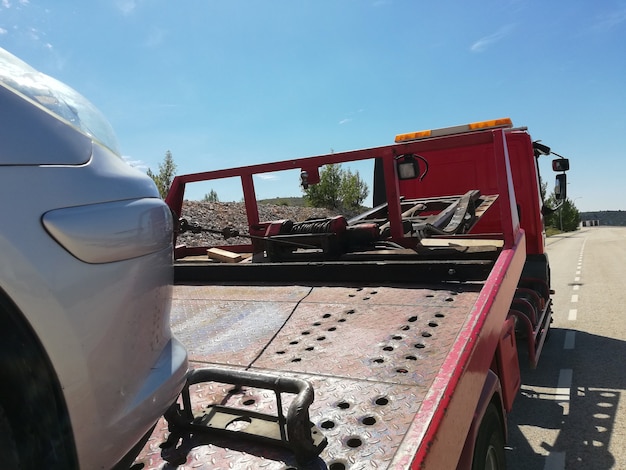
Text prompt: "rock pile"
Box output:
[[176, 200, 340, 247]]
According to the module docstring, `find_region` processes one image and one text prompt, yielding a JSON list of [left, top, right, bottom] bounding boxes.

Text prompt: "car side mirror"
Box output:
[[552, 158, 570, 172], [555, 173, 567, 200]]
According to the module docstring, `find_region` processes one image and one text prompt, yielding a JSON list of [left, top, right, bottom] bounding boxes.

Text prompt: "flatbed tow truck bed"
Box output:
[[134, 235, 523, 470], [133, 120, 561, 468], [138, 282, 481, 469]]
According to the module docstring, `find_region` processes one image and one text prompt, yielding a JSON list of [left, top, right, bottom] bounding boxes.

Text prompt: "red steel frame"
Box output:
[[166, 144, 407, 256], [396, 129, 544, 257], [163, 128, 527, 468], [402, 230, 525, 468], [167, 129, 524, 255]]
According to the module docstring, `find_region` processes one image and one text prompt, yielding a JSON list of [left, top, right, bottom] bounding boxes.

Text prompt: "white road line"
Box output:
[[540, 370, 574, 469], [544, 451, 566, 470], [540, 240, 585, 470], [555, 368, 573, 402]]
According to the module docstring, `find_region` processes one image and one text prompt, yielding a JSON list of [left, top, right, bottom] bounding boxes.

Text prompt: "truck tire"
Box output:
[[0, 404, 20, 469], [471, 403, 507, 470]]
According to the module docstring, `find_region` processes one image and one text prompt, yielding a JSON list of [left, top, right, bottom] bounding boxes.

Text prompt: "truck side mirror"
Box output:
[[552, 158, 569, 172], [555, 174, 567, 200]]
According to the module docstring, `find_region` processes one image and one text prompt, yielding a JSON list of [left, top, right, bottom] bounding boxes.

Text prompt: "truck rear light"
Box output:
[[42, 198, 173, 263], [395, 117, 513, 143]]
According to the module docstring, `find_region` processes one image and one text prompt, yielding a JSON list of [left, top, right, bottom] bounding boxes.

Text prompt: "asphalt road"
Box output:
[[506, 226, 626, 470]]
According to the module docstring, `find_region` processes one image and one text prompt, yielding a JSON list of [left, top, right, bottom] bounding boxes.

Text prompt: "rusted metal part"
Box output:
[[162, 367, 326, 466], [137, 368, 428, 470], [509, 297, 552, 369], [134, 283, 482, 469]]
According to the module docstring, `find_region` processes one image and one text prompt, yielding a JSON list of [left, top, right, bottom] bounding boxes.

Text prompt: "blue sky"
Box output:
[[1, 0, 625, 211]]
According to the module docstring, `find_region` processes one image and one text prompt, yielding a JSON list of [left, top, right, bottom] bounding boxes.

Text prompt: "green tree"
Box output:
[[543, 193, 581, 232], [202, 189, 219, 202], [558, 198, 581, 232], [147, 150, 176, 199], [303, 164, 369, 211], [304, 164, 342, 209], [340, 168, 369, 210]]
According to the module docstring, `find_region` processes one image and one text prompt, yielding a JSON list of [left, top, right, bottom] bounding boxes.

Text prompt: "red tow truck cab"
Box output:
[[136, 118, 569, 469]]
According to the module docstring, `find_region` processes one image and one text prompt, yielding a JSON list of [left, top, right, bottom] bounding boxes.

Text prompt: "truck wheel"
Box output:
[[472, 403, 507, 470], [0, 404, 19, 468]]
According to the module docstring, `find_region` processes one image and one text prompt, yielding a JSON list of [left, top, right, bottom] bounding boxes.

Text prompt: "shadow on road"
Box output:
[[506, 328, 625, 469]]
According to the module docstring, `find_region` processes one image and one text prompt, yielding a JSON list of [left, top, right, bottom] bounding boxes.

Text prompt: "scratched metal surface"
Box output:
[[168, 285, 313, 366], [134, 283, 482, 469]]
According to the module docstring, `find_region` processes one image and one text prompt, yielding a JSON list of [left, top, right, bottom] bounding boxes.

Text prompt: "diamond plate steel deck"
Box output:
[[135, 282, 482, 469], [169, 284, 312, 366]]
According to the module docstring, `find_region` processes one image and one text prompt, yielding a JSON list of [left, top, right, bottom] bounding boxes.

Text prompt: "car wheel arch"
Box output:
[[0, 288, 78, 469]]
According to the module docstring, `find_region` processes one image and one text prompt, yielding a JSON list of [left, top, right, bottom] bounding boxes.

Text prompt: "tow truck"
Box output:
[[134, 118, 569, 469]]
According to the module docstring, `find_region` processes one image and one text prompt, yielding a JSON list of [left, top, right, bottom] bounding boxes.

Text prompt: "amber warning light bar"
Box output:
[[394, 118, 513, 143]]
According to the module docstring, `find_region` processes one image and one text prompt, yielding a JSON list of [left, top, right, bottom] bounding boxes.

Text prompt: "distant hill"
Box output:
[[581, 211, 626, 226]]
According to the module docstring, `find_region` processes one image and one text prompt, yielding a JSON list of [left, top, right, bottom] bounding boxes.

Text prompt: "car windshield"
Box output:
[[0, 48, 120, 155]]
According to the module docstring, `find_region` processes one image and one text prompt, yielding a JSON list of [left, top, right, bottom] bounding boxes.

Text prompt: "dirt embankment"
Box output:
[[176, 200, 339, 247]]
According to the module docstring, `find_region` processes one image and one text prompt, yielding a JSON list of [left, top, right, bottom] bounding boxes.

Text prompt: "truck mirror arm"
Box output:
[[542, 201, 564, 216]]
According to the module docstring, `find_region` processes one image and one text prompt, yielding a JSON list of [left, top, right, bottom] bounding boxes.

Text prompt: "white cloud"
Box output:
[[115, 0, 140, 15], [256, 174, 278, 180], [0, 27, 7, 35], [27, 26, 39, 41], [144, 27, 167, 47], [470, 24, 514, 53], [593, 7, 626, 31], [123, 156, 148, 171], [338, 109, 363, 125], [1, 0, 29, 9]]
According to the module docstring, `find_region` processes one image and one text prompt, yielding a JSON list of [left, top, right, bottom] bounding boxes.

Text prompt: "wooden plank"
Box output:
[[420, 238, 504, 248], [207, 247, 243, 263]]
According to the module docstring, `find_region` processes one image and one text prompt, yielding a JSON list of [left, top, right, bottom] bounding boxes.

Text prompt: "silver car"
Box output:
[[0, 47, 188, 469]]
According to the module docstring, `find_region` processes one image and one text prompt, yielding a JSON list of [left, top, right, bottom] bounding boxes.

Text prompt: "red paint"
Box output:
[[154, 121, 555, 469]]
